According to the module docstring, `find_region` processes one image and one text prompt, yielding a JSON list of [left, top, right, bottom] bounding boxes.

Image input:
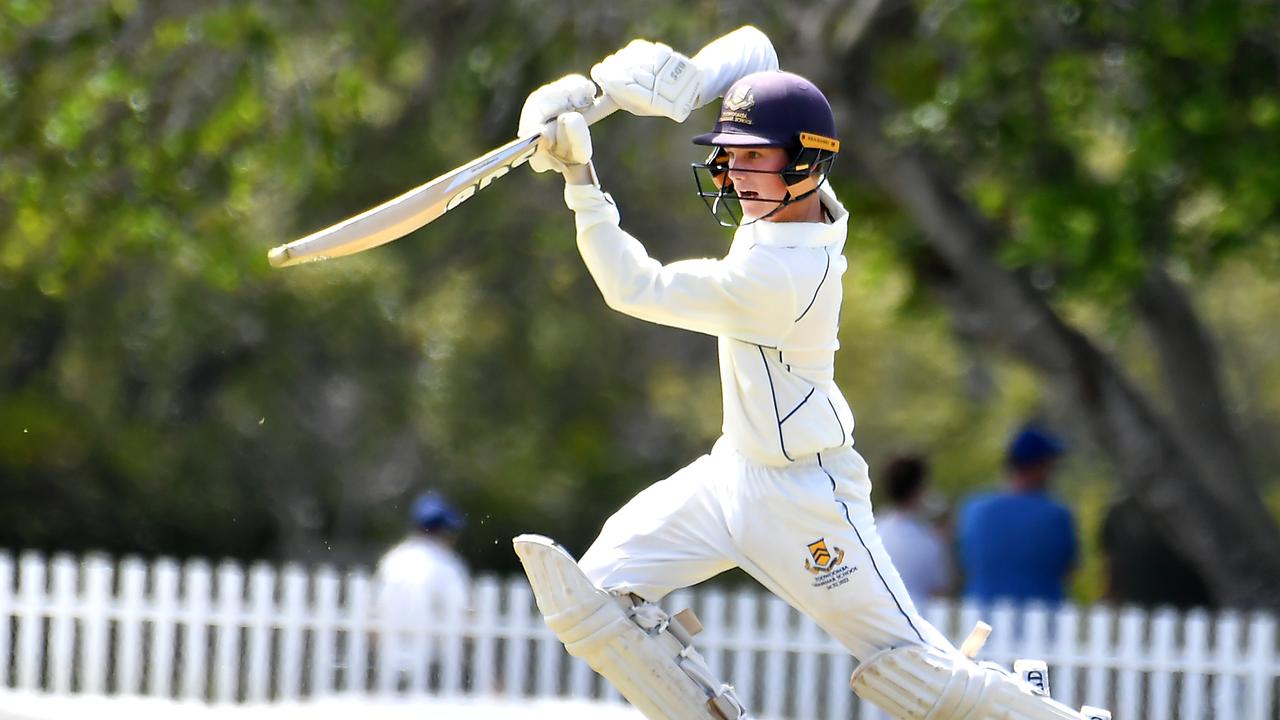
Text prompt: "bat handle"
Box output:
[[533, 95, 617, 144], [580, 94, 620, 126]]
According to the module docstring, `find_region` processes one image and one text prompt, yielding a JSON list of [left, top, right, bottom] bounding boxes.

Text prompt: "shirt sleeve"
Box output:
[[565, 183, 799, 345]]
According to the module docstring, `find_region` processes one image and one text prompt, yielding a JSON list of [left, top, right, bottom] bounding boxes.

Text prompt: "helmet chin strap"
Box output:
[[749, 178, 824, 223]]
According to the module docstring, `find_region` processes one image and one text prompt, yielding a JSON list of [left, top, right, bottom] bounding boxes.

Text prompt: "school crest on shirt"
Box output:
[[804, 538, 845, 573], [805, 538, 856, 590]]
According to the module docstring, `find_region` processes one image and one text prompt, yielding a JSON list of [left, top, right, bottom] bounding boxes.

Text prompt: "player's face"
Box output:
[[723, 146, 791, 220]]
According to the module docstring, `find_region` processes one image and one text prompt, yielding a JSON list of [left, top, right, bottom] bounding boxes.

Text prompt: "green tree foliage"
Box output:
[[1, 1, 1276, 599], [762, 0, 1280, 604]]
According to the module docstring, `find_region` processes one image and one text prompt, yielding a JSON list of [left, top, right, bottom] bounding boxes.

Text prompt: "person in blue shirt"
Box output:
[[956, 425, 1078, 605]]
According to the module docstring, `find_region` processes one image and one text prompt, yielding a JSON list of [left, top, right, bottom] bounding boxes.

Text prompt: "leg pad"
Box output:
[[850, 644, 1089, 720], [514, 534, 746, 720]]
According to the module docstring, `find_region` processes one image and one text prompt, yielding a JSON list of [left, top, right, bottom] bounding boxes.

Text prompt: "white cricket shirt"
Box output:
[[877, 509, 952, 602], [375, 535, 469, 622], [565, 182, 855, 466]]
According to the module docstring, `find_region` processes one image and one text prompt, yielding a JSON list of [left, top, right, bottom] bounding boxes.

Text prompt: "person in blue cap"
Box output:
[[956, 425, 1078, 605], [511, 34, 1099, 720], [374, 492, 469, 681]]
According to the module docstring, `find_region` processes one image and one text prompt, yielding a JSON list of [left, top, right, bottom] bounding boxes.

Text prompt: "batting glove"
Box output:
[[519, 74, 598, 174], [591, 39, 703, 123]]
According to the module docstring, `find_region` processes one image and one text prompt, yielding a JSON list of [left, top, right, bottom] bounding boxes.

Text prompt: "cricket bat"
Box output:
[[267, 97, 618, 268], [267, 26, 776, 268]]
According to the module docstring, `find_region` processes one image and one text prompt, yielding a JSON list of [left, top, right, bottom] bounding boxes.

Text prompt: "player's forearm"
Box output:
[[562, 183, 669, 320], [689, 25, 779, 108], [562, 184, 718, 333], [562, 184, 797, 343]]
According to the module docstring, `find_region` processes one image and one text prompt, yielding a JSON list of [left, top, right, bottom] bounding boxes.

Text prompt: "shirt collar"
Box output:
[[733, 183, 849, 248]]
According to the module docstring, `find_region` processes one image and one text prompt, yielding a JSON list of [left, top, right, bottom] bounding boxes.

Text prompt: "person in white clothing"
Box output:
[[375, 493, 469, 683], [513, 33, 1100, 720], [876, 455, 952, 603]]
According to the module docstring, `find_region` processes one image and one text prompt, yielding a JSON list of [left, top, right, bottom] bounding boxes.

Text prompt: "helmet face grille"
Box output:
[[690, 145, 838, 227], [692, 160, 743, 228]]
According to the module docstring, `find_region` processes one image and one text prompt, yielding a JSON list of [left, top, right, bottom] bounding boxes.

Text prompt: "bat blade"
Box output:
[[267, 134, 541, 267], [268, 95, 619, 268]]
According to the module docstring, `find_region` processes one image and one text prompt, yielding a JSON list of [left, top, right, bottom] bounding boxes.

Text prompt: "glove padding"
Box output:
[[591, 40, 703, 123], [519, 74, 597, 174]]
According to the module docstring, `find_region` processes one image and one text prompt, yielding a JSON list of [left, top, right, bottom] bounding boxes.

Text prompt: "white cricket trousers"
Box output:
[[579, 437, 955, 661]]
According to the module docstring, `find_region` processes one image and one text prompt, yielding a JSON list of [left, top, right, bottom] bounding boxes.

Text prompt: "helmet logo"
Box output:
[[719, 84, 755, 125]]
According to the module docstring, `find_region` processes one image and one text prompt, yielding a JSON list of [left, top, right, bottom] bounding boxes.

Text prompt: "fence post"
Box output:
[[81, 554, 112, 696], [0, 553, 11, 690], [1211, 611, 1241, 718], [1147, 608, 1177, 720], [826, 647, 852, 720], [1051, 604, 1080, 708], [502, 579, 534, 701], [1114, 606, 1144, 718], [311, 565, 339, 697], [149, 558, 179, 699], [371, 569, 398, 698], [1082, 605, 1114, 711], [731, 590, 758, 709], [276, 564, 307, 701], [340, 569, 371, 697], [116, 557, 147, 695], [700, 588, 728, 680], [1022, 604, 1051, 667], [761, 596, 790, 719], [245, 563, 275, 702], [48, 555, 77, 695], [470, 576, 500, 697], [792, 614, 821, 720], [437, 584, 467, 697], [179, 559, 211, 701], [989, 602, 1017, 665], [1180, 609, 1210, 719], [212, 561, 245, 703], [532, 591, 561, 699], [1245, 612, 1277, 720], [15, 552, 46, 692]]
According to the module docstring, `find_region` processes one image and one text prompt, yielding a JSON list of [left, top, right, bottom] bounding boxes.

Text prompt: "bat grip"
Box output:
[[580, 94, 620, 126]]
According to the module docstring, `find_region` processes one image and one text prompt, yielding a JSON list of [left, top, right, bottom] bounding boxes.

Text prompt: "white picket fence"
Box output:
[[0, 552, 1277, 720]]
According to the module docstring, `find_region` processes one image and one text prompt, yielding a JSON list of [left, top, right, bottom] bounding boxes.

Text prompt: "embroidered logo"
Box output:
[[719, 85, 755, 125], [805, 538, 844, 573], [805, 538, 856, 590]]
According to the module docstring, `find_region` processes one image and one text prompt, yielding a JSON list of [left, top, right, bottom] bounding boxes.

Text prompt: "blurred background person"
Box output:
[[375, 492, 469, 686], [1101, 493, 1212, 610], [956, 425, 1078, 606], [876, 455, 952, 603]]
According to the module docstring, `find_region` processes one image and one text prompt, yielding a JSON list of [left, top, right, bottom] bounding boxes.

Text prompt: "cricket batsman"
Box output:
[[512, 28, 1105, 720]]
